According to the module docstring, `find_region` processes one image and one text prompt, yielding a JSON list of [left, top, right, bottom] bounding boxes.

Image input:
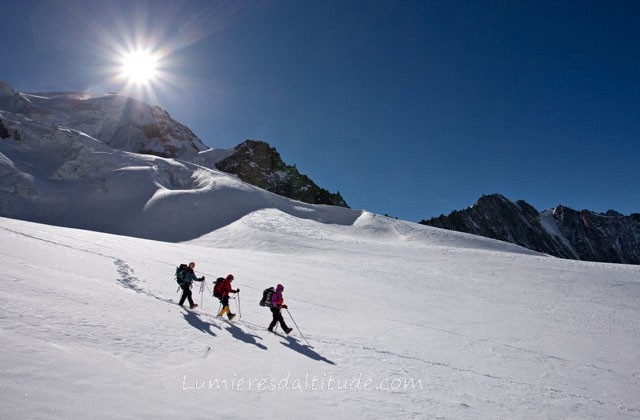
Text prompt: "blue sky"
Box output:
[[1, 0, 639, 221]]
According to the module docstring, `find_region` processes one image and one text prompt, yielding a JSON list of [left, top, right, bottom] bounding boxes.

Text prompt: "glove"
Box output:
[[200, 276, 205, 281], [281, 304, 288, 309]]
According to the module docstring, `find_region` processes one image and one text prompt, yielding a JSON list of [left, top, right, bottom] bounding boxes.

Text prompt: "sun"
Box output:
[[108, 43, 169, 101], [120, 50, 159, 84]]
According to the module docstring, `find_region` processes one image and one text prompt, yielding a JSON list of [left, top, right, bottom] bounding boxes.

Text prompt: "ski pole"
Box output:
[[286, 308, 311, 347], [236, 290, 242, 319], [199, 281, 205, 308], [204, 280, 214, 297]]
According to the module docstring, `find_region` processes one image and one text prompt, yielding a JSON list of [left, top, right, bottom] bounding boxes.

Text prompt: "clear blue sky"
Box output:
[[2, 0, 639, 221]]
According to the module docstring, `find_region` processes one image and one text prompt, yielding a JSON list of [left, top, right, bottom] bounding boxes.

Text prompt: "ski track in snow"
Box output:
[[1, 225, 175, 304], [112, 258, 175, 305], [114, 259, 145, 293]]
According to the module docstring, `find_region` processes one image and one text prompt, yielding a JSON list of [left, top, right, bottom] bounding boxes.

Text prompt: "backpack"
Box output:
[[259, 287, 274, 307], [213, 277, 225, 299], [175, 264, 188, 285]]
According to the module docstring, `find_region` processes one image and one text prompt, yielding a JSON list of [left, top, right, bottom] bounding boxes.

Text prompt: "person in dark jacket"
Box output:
[[178, 261, 204, 309], [217, 274, 239, 320], [268, 283, 292, 334]]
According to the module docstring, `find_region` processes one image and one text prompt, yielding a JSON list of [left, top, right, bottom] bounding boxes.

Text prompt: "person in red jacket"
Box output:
[[217, 274, 239, 320], [268, 283, 292, 334]]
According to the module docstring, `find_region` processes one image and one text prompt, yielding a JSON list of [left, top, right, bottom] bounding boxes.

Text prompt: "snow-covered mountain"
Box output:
[[420, 194, 640, 265], [0, 81, 351, 239], [0, 80, 345, 214], [0, 80, 208, 159]]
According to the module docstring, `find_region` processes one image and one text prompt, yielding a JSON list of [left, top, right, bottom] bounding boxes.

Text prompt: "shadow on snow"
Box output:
[[280, 336, 336, 365], [182, 310, 219, 337], [223, 320, 268, 350], [181, 315, 333, 363]]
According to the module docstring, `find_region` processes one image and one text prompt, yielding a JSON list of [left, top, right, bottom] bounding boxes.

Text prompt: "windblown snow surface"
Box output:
[[1, 210, 639, 419]]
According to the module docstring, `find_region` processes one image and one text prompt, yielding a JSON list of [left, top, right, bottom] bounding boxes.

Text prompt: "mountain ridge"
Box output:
[[420, 194, 640, 265]]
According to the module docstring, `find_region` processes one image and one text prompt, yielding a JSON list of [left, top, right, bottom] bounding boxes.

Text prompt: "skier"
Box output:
[[268, 284, 293, 334], [178, 261, 205, 309], [216, 274, 239, 320]]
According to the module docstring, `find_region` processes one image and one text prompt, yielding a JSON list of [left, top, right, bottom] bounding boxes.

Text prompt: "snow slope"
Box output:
[[1, 215, 639, 419]]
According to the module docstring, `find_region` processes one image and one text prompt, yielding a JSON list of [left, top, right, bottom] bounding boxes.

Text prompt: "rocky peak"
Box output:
[[604, 210, 624, 217], [216, 140, 348, 207], [474, 193, 510, 206]]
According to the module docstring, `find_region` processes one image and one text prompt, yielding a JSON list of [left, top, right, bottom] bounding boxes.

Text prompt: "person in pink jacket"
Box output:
[[268, 284, 292, 334]]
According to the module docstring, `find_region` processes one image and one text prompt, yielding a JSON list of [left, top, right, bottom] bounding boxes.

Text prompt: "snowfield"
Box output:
[[1, 213, 639, 420]]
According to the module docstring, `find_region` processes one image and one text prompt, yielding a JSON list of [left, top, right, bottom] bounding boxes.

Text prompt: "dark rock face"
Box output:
[[551, 205, 640, 264], [216, 140, 349, 208], [0, 119, 11, 139], [421, 194, 640, 265]]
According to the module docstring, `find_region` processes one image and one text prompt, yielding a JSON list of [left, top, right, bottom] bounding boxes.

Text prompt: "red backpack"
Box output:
[[213, 277, 225, 299]]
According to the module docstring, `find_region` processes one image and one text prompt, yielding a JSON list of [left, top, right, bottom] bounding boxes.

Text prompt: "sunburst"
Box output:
[[120, 50, 159, 85]]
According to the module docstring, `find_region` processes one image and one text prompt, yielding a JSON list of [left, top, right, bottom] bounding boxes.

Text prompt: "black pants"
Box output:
[[269, 307, 289, 331], [178, 283, 194, 306]]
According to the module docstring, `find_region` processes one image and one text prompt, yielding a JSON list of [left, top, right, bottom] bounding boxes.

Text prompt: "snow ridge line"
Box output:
[[312, 336, 640, 414]]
